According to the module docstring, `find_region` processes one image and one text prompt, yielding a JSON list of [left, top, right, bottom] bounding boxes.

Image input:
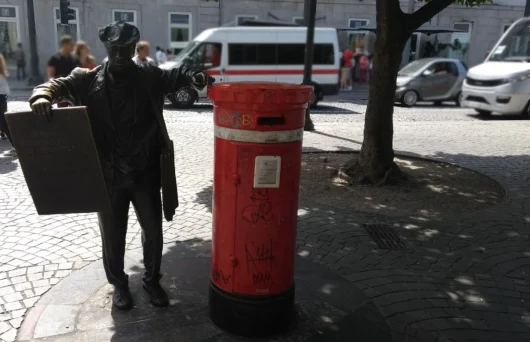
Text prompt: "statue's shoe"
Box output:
[[143, 281, 169, 307], [112, 285, 133, 310]]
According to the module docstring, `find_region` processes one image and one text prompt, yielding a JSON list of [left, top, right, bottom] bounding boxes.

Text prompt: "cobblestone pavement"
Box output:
[[1, 99, 530, 341]]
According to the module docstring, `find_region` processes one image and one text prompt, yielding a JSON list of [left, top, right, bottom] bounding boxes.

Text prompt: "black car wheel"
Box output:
[[168, 86, 197, 108], [455, 92, 463, 107], [401, 90, 418, 107], [522, 101, 530, 118]]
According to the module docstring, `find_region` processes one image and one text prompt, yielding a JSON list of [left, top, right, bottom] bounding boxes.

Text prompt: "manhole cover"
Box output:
[[363, 223, 407, 250]]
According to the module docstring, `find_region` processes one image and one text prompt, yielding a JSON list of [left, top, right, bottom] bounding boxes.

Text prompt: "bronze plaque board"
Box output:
[[6, 107, 111, 215]]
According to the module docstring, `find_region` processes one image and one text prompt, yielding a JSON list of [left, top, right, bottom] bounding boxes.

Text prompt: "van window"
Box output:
[[229, 44, 276, 65], [228, 43, 334, 65], [277, 44, 334, 65], [186, 42, 222, 69]]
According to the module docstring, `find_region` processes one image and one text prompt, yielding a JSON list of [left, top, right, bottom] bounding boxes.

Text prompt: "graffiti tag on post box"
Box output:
[[242, 189, 273, 224], [218, 111, 251, 128], [212, 265, 231, 285], [245, 239, 275, 285]]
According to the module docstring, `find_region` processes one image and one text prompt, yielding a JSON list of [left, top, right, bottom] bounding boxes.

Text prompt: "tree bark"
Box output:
[[341, 0, 408, 184], [340, 0, 469, 185]]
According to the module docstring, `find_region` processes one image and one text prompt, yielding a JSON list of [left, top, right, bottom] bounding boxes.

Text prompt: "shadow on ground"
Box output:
[[163, 102, 360, 115], [43, 238, 392, 342], [191, 145, 530, 342], [466, 113, 530, 121]]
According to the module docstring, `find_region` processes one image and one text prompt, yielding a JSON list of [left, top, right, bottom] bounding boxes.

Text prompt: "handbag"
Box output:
[[153, 105, 179, 222]]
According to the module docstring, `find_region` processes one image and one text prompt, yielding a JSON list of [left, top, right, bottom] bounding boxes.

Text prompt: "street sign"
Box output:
[[5, 107, 111, 215]]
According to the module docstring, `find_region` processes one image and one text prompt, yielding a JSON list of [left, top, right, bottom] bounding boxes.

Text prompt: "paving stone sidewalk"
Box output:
[[17, 242, 393, 342], [0, 114, 528, 341]]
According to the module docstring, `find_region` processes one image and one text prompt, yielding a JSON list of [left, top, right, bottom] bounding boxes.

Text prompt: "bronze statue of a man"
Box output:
[[28, 22, 213, 310]]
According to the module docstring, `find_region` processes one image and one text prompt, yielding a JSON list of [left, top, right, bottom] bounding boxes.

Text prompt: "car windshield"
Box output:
[[173, 41, 200, 61], [488, 20, 530, 62], [398, 59, 431, 76]]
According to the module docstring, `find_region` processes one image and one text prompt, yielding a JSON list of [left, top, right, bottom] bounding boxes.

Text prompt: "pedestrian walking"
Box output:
[[166, 49, 173, 61], [359, 52, 370, 86], [340, 48, 353, 90], [0, 53, 15, 157], [74, 41, 97, 70], [47, 35, 79, 80], [133, 41, 157, 67], [29, 21, 214, 311], [155, 46, 167, 65], [14, 43, 26, 80]]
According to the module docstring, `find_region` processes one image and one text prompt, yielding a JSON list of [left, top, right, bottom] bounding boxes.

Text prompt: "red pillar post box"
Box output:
[[207, 82, 313, 336]]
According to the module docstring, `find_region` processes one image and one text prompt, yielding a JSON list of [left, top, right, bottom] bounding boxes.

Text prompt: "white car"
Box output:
[[461, 17, 530, 117]]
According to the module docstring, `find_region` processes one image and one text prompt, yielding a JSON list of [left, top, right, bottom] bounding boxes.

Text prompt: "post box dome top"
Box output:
[[207, 82, 313, 105]]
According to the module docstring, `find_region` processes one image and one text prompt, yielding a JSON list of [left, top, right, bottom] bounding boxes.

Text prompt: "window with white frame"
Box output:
[[53, 6, 80, 46], [348, 19, 370, 52], [293, 16, 304, 25], [112, 10, 137, 26], [450, 22, 472, 62], [235, 15, 257, 26], [0, 6, 20, 66], [169, 12, 191, 50]]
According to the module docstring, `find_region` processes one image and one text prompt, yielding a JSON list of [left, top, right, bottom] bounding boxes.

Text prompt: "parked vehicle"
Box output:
[[158, 26, 340, 108], [395, 58, 467, 107], [462, 17, 530, 117]]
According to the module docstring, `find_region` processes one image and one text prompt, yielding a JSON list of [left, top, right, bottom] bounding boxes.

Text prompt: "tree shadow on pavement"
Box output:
[[295, 147, 530, 342], [466, 113, 529, 121], [310, 131, 362, 145]]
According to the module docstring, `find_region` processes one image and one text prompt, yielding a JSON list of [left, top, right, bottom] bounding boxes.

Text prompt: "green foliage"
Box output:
[[419, 0, 493, 6]]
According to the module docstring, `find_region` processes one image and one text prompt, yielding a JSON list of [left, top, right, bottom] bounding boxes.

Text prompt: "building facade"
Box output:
[[0, 0, 525, 76]]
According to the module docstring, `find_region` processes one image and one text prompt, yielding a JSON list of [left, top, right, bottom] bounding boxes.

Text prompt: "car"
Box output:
[[158, 26, 341, 109], [461, 18, 530, 118], [395, 58, 467, 107]]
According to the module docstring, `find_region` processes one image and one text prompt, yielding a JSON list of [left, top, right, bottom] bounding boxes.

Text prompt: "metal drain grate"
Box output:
[[363, 223, 407, 250]]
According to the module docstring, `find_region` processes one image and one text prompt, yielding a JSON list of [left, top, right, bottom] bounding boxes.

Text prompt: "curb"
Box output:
[[301, 149, 509, 206]]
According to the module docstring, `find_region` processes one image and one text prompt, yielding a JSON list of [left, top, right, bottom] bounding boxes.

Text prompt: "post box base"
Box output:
[[208, 281, 296, 337]]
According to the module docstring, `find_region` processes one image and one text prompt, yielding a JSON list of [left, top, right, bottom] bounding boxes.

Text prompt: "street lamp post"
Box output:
[[525, 0, 530, 16], [26, 0, 43, 85], [302, 0, 316, 131]]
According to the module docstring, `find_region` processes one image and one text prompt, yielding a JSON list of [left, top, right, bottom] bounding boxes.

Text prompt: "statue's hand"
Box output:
[[31, 98, 52, 121], [191, 71, 215, 90]]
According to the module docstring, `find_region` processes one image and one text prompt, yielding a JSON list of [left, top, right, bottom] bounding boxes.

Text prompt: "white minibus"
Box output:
[[462, 17, 530, 117], [159, 26, 340, 108]]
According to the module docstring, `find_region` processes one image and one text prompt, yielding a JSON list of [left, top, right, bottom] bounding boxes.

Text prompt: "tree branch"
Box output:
[[407, 0, 454, 34]]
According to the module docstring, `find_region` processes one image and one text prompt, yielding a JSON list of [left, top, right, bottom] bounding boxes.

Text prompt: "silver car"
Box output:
[[395, 58, 468, 107]]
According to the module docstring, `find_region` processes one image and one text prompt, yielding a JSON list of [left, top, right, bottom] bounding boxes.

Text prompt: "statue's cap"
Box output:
[[99, 21, 139, 47]]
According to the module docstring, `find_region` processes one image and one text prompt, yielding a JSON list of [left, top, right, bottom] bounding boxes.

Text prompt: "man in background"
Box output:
[[14, 42, 25, 80], [155, 46, 167, 65], [133, 41, 157, 67], [47, 35, 79, 80]]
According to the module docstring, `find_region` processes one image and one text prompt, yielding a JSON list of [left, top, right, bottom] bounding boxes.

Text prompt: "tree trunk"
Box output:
[[341, 0, 408, 185]]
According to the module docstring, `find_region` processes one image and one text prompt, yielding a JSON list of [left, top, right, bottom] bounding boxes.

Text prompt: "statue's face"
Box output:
[[105, 44, 135, 70]]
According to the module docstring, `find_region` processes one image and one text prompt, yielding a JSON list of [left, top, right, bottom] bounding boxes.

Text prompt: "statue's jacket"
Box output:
[[29, 62, 196, 191]]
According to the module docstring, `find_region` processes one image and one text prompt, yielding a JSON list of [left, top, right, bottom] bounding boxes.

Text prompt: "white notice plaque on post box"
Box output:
[[253, 156, 281, 188]]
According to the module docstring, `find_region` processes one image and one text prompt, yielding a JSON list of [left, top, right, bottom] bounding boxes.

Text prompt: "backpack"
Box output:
[[359, 56, 370, 70]]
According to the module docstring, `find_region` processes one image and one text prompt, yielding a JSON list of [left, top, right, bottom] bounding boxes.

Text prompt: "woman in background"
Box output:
[[0, 53, 14, 157], [358, 52, 370, 86], [74, 41, 97, 69]]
